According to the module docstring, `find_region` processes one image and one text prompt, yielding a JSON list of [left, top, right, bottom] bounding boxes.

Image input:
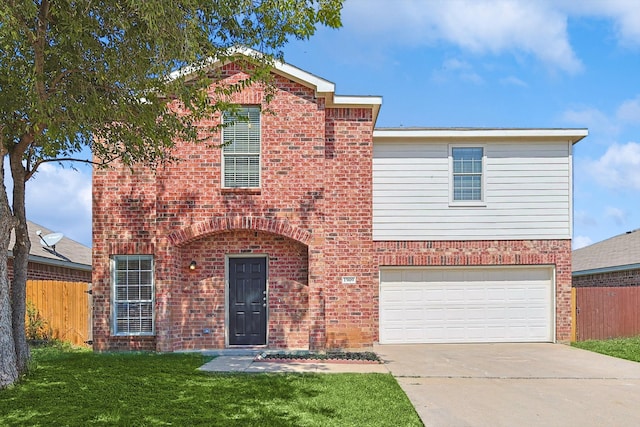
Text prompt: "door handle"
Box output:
[[262, 303, 266, 307]]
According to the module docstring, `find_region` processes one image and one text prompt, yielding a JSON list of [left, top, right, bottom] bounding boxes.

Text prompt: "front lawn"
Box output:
[[0, 344, 422, 426], [572, 335, 640, 363]]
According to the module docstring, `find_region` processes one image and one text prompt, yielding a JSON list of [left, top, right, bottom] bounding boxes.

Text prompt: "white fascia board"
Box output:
[[328, 95, 383, 126], [167, 47, 337, 94], [573, 263, 640, 277], [273, 61, 335, 93], [168, 46, 264, 81], [8, 250, 92, 272], [168, 57, 216, 82], [333, 95, 383, 106], [374, 128, 589, 144]]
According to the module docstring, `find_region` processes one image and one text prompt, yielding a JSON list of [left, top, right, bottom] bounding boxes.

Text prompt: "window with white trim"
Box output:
[[451, 146, 484, 202], [112, 255, 154, 335], [222, 106, 261, 188]]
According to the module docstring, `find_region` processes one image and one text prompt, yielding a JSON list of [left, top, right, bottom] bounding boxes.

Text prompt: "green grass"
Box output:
[[572, 335, 640, 363], [0, 344, 422, 426]]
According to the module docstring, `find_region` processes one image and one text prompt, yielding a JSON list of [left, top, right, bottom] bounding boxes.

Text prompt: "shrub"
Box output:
[[26, 301, 51, 342]]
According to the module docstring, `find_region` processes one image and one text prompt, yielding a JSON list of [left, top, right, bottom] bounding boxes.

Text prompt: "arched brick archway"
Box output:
[[168, 216, 312, 247]]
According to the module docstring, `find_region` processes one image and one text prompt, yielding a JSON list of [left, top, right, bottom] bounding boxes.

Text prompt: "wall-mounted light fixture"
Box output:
[[189, 260, 197, 270]]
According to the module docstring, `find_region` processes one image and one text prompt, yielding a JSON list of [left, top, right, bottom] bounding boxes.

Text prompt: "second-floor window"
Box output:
[[222, 106, 261, 188], [451, 146, 484, 202]]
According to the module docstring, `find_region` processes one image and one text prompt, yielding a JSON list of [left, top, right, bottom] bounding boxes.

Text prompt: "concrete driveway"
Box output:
[[374, 343, 640, 427]]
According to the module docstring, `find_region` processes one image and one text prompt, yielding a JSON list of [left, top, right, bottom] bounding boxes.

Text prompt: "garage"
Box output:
[[379, 266, 554, 344]]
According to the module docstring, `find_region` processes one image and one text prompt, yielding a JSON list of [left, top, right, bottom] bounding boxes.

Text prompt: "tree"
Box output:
[[0, 0, 343, 387]]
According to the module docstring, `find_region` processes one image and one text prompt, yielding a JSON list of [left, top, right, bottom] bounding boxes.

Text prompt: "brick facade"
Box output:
[[8, 258, 91, 283], [92, 58, 575, 352], [92, 63, 376, 352], [375, 239, 573, 342], [573, 268, 640, 288]]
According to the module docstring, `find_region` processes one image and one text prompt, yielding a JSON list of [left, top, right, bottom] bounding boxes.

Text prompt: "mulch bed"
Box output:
[[255, 351, 383, 364]]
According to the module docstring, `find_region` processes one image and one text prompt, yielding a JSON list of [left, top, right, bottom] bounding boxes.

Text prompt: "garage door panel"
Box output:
[[379, 266, 554, 344]]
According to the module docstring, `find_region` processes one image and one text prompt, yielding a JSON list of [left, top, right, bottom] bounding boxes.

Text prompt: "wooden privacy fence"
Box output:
[[26, 280, 92, 347], [574, 286, 640, 341]]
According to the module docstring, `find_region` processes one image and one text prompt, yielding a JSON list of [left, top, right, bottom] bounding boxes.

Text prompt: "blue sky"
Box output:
[[10, 0, 640, 249]]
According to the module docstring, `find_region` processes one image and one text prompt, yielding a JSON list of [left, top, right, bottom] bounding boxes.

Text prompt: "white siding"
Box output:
[[373, 140, 573, 240]]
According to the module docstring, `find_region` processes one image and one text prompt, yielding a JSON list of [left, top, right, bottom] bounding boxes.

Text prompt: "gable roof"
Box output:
[[8, 220, 91, 272], [169, 47, 383, 124], [572, 228, 640, 276]]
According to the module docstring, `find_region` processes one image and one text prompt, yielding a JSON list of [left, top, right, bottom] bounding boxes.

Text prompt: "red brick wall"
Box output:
[[321, 108, 375, 349], [92, 159, 157, 351], [8, 258, 91, 283], [374, 239, 573, 342], [573, 268, 640, 287], [170, 230, 309, 350], [92, 62, 376, 351]]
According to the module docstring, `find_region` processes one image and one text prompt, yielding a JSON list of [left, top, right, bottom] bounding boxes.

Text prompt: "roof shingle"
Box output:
[[8, 220, 91, 268], [573, 229, 640, 273]]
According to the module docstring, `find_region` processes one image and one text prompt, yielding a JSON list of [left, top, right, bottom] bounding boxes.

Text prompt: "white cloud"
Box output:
[[604, 206, 628, 226], [559, 0, 640, 47], [574, 210, 598, 227], [588, 142, 640, 190], [25, 163, 92, 246], [343, 0, 583, 73], [443, 58, 471, 71], [616, 96, 640, 124], [560, 107, 620, 137], [2, 158, 92, 246], [344, 0, 640, 74], [432, 58, 484, 84], [500, 76, 528, 87], [611, 2, 640, 46], [573, 235, 593, 249]]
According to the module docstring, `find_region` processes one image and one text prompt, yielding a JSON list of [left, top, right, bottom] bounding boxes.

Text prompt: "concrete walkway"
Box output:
[[197, 344, 640, 426], [374, 343, 640, 427], [198, 353, 390, 374]]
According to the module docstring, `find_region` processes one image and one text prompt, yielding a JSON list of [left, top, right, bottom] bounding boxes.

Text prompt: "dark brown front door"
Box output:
[[228, 257, 267, 346]]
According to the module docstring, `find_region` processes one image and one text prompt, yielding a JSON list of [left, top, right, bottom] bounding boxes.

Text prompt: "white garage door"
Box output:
[[379, 266, 554, 344]]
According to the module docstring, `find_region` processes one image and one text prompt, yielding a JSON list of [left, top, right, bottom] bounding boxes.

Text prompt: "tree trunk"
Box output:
[[0, 158, 18, 388], [9, 153, 30, 375]]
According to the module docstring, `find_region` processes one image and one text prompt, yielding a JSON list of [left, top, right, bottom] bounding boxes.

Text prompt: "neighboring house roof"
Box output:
[[8, 220, 91, 272], [572, 229, 640, 276]]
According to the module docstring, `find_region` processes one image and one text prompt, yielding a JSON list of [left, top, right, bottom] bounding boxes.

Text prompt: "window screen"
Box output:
[[222, 106, 261, 188], [112, 255, 154, 335], [452, 147, 483, 201]]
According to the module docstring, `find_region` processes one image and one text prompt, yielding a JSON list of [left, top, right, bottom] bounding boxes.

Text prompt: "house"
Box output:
[[9, 220, 92, 345], [572, 229, 640, 340], [573, 229, 640, 285], [9, 220, 92, 283], [92, 53, 587, 352]]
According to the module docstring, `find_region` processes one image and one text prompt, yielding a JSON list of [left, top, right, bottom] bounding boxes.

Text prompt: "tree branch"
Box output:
[[35, 157, 98, 167], [13, 133, 34, 157], [27, 155, 126, 179], [46, 68, 81, 99]]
